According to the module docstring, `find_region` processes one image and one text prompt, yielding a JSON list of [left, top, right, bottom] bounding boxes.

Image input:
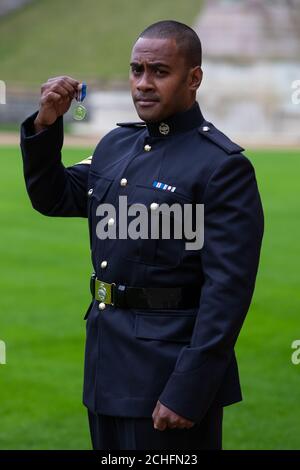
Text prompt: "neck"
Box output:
[[145, 101, 204, 137]]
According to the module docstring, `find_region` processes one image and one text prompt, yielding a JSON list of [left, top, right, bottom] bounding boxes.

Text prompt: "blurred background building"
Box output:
[[196, 0, 300, 146]]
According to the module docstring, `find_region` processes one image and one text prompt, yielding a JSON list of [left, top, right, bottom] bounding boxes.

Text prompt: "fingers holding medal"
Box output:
[[35, 76, 80, 131]]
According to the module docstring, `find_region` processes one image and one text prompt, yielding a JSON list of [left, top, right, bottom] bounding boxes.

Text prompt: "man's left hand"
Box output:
[[152, 400, 195, 431]]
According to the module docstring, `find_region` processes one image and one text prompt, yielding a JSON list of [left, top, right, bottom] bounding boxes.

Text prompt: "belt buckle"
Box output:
[[95, 279, 116, 306]]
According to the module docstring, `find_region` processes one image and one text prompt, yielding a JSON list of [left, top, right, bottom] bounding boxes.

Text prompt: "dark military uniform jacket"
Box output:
[[20, 102, 264, 423]]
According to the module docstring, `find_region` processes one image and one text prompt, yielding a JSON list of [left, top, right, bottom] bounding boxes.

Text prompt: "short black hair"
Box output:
[[138, 20, 202, 67]]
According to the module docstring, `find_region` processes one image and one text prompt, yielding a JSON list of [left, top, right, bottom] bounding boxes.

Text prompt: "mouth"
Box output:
[[135, 98, 159, 107]]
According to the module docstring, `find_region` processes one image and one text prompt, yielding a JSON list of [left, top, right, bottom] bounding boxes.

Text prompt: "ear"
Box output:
[[189, 66, 203, 91]]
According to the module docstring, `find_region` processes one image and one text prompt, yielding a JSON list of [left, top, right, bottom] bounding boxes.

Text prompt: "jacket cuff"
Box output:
[[158, 352, 230, 423], [20, 111, 64, 157]]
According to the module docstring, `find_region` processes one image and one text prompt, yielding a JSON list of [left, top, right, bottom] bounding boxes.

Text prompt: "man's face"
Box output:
[[130, 37, 196, 122]]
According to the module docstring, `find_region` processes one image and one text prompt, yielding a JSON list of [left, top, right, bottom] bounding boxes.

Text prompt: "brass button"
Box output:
[[120, 178, 128, 187], [88, 188, 93, 196], [202, 126, 210, 132], [144, 144, 151, 152], [99, 302, 106, 310], [150, 202, 159, 211], [100, 260, 108, 269]]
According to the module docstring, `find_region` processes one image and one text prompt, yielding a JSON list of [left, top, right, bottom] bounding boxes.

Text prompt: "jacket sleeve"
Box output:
[[158, 154, 264, 423], [20, 111, 90, 217]]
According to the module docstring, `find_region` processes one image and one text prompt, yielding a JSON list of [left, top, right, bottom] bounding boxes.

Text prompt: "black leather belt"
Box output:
[[90, 274, 200, 309]]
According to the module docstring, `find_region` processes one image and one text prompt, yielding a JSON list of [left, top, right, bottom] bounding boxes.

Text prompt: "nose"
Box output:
[[136, 72, 155, 93]]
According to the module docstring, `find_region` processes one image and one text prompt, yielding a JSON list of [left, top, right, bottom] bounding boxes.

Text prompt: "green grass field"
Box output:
[[0, 0, 201, 86], [0, 145, 299, 449]]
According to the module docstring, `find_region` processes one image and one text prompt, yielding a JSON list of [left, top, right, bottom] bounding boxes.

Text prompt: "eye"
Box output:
[[131, 65, 143, 75], [155, 69, 168, 76]]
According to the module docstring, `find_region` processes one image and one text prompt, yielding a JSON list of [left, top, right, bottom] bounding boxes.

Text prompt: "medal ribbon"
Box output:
[[77, 82, 87, 102]]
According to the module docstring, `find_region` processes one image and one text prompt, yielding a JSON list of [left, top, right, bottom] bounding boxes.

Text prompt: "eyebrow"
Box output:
[[130, 61, 171, 69]]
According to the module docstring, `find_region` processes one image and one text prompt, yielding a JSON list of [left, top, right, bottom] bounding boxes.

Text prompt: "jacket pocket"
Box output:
[[134, 310, 197, 343], [123, 184, 192, 267]]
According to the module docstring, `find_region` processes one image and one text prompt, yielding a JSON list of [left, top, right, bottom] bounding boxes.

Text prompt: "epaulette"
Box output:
[[116, 122, 146, 128], [74, 155, 93, 165], [198, 122, 244, 155]]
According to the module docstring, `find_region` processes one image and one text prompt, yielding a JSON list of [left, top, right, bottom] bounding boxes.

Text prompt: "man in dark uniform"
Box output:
[[20, 21, 264, 450]]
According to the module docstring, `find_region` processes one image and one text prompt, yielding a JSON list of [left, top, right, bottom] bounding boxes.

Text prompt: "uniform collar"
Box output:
[[145, 101, 204, 138]]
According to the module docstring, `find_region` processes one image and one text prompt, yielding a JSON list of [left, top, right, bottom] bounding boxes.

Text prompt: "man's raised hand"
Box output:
[[34, 76, 79, 133]]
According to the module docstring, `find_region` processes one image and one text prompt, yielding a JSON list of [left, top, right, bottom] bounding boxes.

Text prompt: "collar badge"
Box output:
[[158, 122, 170, 135]]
